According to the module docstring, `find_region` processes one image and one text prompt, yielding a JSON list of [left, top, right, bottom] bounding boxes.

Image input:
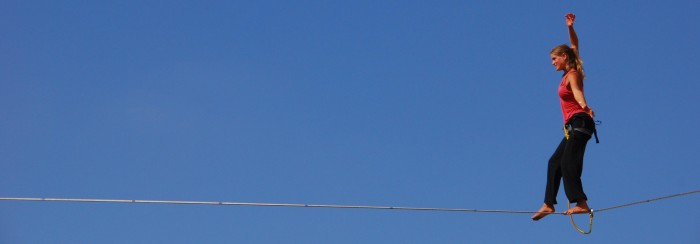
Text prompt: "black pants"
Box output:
[[543, 113, 595, 205]]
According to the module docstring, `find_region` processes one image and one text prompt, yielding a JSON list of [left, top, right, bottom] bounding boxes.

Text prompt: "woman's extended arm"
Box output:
[[566, 13, 579, 55]]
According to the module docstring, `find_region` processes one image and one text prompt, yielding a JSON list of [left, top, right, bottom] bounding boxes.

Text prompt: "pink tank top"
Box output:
[[558, 70, 585, 124]]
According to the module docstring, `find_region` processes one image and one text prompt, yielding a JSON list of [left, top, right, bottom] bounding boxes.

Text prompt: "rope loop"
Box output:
[[567, 202, 594, 234]]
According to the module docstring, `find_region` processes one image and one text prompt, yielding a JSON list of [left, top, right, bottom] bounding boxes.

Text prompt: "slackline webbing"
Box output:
[[1, 188, 698, 234], [1, 189, 697, 214]]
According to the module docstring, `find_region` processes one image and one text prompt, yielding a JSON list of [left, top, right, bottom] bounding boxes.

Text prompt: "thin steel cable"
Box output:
[[1, 189, 698, 215]]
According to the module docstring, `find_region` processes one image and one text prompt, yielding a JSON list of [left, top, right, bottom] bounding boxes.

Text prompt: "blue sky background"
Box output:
[[2, 0, 699, 243]]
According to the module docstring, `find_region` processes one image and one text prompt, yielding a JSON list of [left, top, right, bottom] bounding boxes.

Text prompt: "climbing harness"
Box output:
[[563, 116, 600, 143], [567, 201, 594, 234]]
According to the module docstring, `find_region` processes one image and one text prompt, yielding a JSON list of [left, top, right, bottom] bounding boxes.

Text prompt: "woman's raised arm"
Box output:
[[566, 13, 579, 55]]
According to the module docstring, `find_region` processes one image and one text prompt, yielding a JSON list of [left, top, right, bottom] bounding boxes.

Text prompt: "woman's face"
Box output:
[[551, 53, 567, 71]]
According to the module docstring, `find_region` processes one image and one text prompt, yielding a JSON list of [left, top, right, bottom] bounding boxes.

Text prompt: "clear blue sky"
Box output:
[[2, 1, 699, 243]]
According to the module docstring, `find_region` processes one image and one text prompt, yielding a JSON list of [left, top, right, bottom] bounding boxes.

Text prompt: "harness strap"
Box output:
[[563, 125, 600, 144], [593, 130, 599, 143]]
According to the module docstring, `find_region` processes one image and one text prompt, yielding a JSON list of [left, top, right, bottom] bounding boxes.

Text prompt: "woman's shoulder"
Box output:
[[565, 70, 582, 79]]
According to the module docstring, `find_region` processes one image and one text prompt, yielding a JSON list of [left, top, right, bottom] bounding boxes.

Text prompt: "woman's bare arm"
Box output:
[[567, 74, 594, 117], [566, 13, 580, 55]]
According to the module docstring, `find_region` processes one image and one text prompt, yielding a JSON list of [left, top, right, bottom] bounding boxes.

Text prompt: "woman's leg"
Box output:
[[561, 115, 594, 214], [532, 137, 567, 220], [545, 138, 567, 205], [561, 131, 589, 203]]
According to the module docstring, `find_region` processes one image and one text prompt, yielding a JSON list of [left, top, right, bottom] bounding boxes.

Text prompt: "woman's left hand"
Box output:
[[583, 106, 595, 118]]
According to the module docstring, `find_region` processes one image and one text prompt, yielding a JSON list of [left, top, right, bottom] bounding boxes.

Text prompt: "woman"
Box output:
[[532, 13, 596, 221]]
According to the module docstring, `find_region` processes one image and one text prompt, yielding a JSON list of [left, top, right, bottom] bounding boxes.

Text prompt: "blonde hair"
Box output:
[[551, 44, 585, 79]]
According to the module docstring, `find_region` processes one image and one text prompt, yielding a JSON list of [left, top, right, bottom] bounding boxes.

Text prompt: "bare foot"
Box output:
[[565, 201, 590, 215], [531, 203, 555, 221]]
